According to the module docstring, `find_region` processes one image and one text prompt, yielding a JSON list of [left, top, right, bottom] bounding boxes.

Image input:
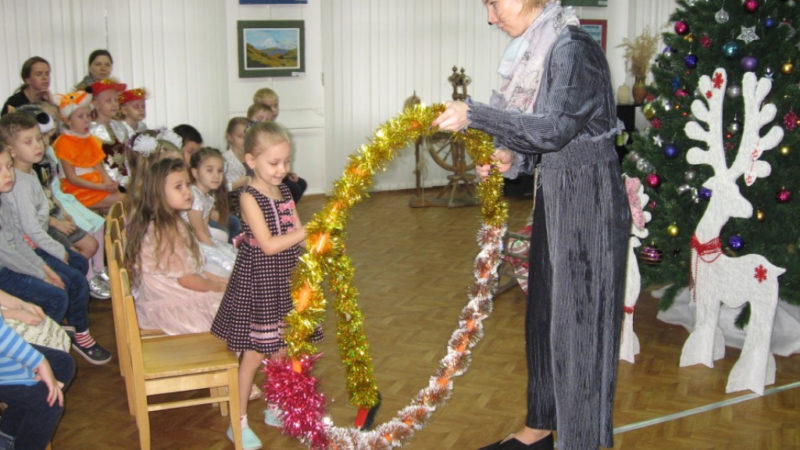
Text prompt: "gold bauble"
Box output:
[[642, 103, 656, 120], [756, 209, 765, 221], [782, 61, 794, 75], [667, 223, 680, 237], [780, 145, 791, 156]]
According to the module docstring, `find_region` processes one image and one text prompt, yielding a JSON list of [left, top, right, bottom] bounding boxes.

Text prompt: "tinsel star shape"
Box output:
[[653, 135, 663, 147], [738, 25, 760, 44]]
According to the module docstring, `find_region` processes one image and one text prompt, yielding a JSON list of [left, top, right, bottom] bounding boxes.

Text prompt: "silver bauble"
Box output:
[[636, 158, 654, 173], [715, 8, 730, 24], [676, 184, 692, 195], [684, 170, 697, 182], [726, 85, 742, 98], [727, 119, 742, 135]]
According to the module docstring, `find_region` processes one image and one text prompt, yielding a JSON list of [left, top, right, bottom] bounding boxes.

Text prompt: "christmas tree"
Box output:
[[622, 0, 800, 315]]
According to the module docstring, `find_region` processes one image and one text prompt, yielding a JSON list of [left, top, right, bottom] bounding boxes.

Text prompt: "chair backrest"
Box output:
[[107, 239, 130, 378], [120, 269, 144, 364], [107, 200, 126, 224], [106, 202, 127, 245]]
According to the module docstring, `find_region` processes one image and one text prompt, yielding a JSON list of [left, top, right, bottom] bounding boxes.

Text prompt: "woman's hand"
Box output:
[[475, 149, 514, 180], [432, 101, 470, 132], [51, 218, 77, 235]]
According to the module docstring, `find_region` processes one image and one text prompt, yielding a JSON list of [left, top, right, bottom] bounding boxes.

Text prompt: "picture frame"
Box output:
[[239, 0, 307, 4], [237, 20, 305, 78], [562, 0, 607, 6], [580, 19, 607, 53]]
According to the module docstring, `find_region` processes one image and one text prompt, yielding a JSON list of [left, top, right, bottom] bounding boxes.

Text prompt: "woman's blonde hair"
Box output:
[[125, 157, 201, 282]]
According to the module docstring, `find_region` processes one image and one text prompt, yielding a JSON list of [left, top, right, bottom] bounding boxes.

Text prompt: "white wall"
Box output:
[[2, 0, 676, 196]]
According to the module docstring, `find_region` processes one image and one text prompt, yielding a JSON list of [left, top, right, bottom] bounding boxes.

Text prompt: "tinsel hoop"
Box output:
[[270, 104, 509, 448]]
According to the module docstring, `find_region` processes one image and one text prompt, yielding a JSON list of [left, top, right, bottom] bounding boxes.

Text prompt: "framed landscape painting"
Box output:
[[237, 20, 305, 78], [580, 19, 607, 53]]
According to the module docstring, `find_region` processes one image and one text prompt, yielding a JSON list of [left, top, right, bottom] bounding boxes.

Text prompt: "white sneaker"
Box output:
[[263, 404, 283, 427]]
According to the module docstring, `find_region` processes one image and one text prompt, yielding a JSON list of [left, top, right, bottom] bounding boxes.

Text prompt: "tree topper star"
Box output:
[[738, 26, 760, 44]]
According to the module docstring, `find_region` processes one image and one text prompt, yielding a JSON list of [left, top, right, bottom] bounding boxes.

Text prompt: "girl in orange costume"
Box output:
[[53, 91, 124, 211]]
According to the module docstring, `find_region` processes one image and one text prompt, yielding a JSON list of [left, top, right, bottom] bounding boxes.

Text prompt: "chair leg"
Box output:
[[214, 387, 229, 416], [227, 368, 243, 450], [132, 382, 151, 449]]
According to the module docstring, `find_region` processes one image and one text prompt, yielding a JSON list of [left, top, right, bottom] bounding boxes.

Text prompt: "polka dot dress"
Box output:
[[212, 184, 321, 354]]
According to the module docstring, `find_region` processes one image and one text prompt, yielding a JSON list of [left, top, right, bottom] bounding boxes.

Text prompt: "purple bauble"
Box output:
[[664, 143, 679, 158], [728, 234, 744, 250], [765, 16, 775, 28], [684, 54, 698, 68], [639, 245, 664, 266], [699, 186, 712, 200], [744, 0, 759, 13], [741, 55, 758, 72], [674, 20, 689, 35]]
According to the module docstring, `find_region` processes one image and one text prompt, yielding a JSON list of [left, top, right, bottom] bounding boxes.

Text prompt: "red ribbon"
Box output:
[[689, 235, 723, 302]]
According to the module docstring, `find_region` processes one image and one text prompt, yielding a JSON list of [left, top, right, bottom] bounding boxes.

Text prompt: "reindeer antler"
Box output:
[[685, 69, 727, 171], [732, 72, 783, 186]]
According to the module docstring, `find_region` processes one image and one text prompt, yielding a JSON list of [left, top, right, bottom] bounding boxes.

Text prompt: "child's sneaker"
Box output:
[[263, 404, 283, 427], [226, 424, 262, 450], [88, 273, 111, 299], [248, 383, 262, 401], [71, 340, 112, 365]]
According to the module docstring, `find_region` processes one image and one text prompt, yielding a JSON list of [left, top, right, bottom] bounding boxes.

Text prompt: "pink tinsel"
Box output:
[[265, 354, 328, 449], [625, 177, 645, 230]]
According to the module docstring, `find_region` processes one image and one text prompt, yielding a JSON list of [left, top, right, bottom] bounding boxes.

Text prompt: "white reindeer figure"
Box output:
[[619, 176, 650, 363], [680, 68, 786, 395]]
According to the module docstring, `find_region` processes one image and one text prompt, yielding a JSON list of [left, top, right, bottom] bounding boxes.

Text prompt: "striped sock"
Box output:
[[74, 330, 96, 348]]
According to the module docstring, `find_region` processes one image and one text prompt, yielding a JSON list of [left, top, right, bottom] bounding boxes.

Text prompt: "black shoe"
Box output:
[[358, 392, 382, 430], [479, 434, 553, 450]]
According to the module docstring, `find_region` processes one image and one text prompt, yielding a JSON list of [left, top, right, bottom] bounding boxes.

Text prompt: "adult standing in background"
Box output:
[[74, 49, 114, 91], [433, 1, 630, 449], [1, 57, 53, 116]]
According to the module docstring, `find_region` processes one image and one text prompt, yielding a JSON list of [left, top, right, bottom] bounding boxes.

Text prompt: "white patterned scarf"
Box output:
[[491, 2, 579, 113]]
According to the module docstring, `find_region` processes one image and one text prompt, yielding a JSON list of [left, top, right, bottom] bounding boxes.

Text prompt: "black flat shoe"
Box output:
[[479, 434, 554, 450]]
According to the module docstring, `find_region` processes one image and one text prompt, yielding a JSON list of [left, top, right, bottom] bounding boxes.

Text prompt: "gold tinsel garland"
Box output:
[[282, 104, 507, 447]]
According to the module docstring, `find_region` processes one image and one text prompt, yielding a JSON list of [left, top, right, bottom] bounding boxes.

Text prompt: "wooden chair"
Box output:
[[107, 200, 127, 225], [119, 268, 242, 449], [105, 219, 128, 378]]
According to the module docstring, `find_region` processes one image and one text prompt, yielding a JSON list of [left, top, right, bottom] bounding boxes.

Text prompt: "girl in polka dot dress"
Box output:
[[211, 121, 319, 449]]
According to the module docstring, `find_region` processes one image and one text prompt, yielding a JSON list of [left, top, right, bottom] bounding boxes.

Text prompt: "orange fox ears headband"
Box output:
[[53, 91, 92, 121]]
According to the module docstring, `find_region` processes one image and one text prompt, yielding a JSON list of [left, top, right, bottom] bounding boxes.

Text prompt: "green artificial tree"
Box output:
[[622, 0, 800, 318]]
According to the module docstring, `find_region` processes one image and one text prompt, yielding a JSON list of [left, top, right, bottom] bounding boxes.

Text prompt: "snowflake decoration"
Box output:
[[754, 265, 768, 283], [738, 26, 760, 44]]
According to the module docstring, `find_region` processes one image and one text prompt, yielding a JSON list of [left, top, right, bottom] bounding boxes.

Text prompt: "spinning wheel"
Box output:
[[409, 67, 478, 208]]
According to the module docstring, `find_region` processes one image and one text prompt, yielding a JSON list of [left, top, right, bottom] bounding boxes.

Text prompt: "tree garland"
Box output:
[[267, 104, 508, 448]]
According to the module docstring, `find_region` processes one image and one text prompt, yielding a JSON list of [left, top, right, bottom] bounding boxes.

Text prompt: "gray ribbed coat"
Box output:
[[467, 26, 631, 449]]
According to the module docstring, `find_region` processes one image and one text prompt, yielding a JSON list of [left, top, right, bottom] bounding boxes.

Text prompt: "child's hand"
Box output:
[[52, 218, 77, 235], [33, 359, 65, 407], [14, 309, 44, 326], [102, 180, 119, 192], [42, 266, 65, 290], [287, 172, 299, 182], [22, 302, 45, 320]]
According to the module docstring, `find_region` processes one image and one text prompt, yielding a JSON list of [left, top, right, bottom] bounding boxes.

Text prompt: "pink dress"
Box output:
[[135, 223, 223, 335]]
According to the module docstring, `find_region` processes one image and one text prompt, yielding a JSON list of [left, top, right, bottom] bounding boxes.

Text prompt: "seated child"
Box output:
[[124, 128, 183, 221], [52, 91, 125, 212], [174, 124, 241, 240], [173, 123, 203, 166], [0, 311, 74, 450], [118, 87, 147, 137], [246, 103, 273, 124], [125, 158, 226, 335], [223, 117, 250, 217], [1, 288, 69, 354], [183, 147, 237, 276], [0, 137, 111, 364], [88, 79, 129, 187], [12, 106, 110, 299]]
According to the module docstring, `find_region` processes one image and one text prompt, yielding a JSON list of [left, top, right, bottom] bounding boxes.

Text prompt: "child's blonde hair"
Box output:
[[125, 157, 201, 282], [188, 147, 230, 231], [246, 103, 272, 121], [252, 87, 278, 105], [244, 121, 290, 158], [225, 117, 249, 148]]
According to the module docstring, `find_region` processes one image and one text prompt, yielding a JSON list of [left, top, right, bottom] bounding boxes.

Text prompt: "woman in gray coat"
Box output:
[[434, 1, 630, 449]]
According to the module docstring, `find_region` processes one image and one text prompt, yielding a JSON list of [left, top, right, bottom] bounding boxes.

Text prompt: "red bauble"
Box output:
[[674, 20, 689, 35], [744, 0, 759, 13], [776, 187, 792, 203], [645, 173, 661, 188]]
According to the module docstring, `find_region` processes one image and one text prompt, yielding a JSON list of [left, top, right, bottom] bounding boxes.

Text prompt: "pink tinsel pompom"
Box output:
[[265, 354, 328, 449]]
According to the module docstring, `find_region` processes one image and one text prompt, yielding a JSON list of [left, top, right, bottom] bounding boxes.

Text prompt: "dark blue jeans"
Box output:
[[34, 249, 90, 332], [210, 215, 242, 244], [0, 345, 75, 450], [0, 269, 69, 328]]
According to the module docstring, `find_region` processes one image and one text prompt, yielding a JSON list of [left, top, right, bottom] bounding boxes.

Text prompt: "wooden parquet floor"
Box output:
[[55, 190, 800, 449]]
